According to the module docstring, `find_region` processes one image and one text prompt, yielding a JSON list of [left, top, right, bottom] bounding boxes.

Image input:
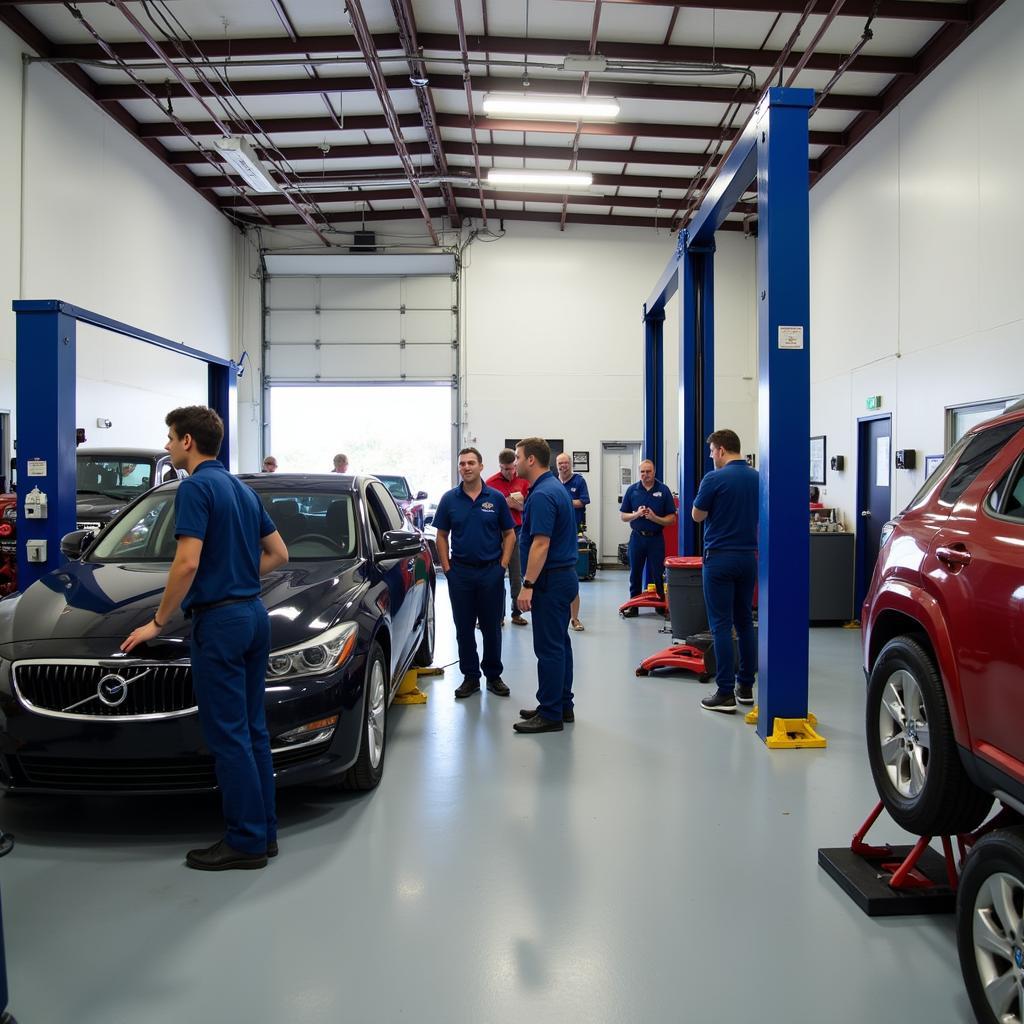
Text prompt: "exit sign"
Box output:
[[866, 395, 882, 410]]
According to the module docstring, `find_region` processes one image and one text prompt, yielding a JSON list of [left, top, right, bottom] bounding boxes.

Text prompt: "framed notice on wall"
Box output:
[[572, 451, 589, 473], [809, 435, 826, 485]]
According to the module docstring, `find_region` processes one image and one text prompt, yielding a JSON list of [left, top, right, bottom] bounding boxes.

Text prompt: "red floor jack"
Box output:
[[618, 584, 668, 618], [635, 635, 714, 682]]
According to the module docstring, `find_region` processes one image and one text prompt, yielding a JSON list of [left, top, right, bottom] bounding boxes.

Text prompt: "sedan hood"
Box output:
[[0, 558, 368, 660], [75, 496, 125, 521]]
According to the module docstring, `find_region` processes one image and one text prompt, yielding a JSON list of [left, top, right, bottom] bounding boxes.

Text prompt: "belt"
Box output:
[[451, 557, 499, 568], [634, 530, 661, 538], [186, 594, 259, 619]]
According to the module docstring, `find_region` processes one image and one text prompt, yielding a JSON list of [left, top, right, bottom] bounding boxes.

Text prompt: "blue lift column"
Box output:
[[678, 234, 716, 557], [642, 305, 665, 474], [754, 89, 814, 743], [14, 303, 79, 591]]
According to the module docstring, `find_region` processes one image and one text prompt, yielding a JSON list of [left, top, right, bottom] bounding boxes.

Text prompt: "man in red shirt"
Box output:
[[486, 448, 530, 626]]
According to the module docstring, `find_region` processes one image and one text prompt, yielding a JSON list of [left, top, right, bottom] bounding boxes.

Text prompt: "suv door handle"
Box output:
[[936, 545, 972, 569]]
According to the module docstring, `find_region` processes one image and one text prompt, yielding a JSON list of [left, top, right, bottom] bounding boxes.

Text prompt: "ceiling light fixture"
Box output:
[[214, 136, 278, 193], [481, 93, 620, 120], [486, 169, 593, 189]]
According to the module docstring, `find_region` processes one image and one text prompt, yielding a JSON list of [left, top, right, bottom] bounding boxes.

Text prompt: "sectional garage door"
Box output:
[[263, 274, 457, 384]]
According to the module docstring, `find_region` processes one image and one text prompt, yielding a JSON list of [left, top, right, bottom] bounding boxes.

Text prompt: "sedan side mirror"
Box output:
[[415, 491, 428, 500], [60, 529, 95, 560], [377, 530, 422, 560]]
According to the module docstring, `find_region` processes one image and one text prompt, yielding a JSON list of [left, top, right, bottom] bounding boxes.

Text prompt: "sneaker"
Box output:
[[735, 686, 754, 705], [454, 678, 481, 699], [486, 677, 510, 697], [519, 706, 575, 723], [621, 607, 639, 618], [701, 690, 736, 713], [511, 614, 528, 626], [570, 618, 585, 632]]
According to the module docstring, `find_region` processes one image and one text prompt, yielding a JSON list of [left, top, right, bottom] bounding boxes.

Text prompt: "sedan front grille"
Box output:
[[12, 660, 196, 720]]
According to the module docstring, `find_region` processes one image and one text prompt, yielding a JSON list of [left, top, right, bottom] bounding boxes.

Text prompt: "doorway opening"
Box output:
[[601, 441, 641, 563]]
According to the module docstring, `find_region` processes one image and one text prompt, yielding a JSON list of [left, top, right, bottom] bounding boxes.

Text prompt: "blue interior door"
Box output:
[[855, 416, 892, 611]]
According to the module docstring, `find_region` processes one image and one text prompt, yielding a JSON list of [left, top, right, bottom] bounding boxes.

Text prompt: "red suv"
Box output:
[[862, 398, 1024, 1024]]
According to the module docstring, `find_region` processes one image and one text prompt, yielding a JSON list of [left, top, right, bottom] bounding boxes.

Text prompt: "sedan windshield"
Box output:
[[89, 489, 358, 562], [77, 457, 158, 500], [377, 475, 411, 501]]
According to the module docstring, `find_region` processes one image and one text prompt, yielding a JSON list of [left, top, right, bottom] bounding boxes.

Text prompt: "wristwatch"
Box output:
[[522, 579, 534, 589]]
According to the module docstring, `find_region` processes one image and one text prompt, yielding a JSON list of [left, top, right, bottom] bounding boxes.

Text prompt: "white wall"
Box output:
[[0, 23, 238, 462], [810, 0, 1024, 527]]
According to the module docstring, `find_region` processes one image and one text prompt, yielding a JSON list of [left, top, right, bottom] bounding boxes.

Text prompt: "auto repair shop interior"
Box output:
[[0, 2, 1021, 1023]]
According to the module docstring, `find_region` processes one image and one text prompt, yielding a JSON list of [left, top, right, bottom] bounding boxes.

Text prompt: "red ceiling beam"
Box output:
[[816, 0, 1008, 179], [137, 112, 845, 147], [50, 31, 916, 76], [93, 70, 882, 114]]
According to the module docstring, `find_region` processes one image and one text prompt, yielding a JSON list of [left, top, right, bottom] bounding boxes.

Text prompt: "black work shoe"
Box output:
[[511, 614, 528, 626], [735, 686, 754, 705], [701, 690, 737, 714], [519, 706, 574, 723], [486, 677, 510, 697], [454, 678, 481, 699], [185, 839, 267, 871], [621, 607, 639, 618], [267, 840, 279, 858], [513, 714, 564, 734]]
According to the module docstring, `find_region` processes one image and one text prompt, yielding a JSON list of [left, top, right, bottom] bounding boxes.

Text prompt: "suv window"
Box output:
[[939, 421, 1024, 505], [989, 457, 1024, 521]]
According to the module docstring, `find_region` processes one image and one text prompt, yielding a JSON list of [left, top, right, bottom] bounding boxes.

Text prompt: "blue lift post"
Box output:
[[12, 300, 238, 592], [642, 88, 823, 748], [642, 305, 665, 474]]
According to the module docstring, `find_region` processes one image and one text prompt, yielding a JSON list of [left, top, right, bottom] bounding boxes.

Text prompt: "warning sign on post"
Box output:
[[777, 326, 804, 350], [27, 460, 47, 477]]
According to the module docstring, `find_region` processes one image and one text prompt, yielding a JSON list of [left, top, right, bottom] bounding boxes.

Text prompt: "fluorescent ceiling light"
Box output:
[[481, 93, 620, 120], [486, 169, 593, 189], [214, 136, 278, 193]]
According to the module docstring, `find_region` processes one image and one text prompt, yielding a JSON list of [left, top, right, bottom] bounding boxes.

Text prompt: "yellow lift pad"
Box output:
[[744, 707, 826, 749]]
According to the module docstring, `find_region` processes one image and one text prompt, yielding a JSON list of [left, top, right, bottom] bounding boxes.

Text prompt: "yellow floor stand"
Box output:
[[394, 666, 442, 705], [744, 706, 827, 749]]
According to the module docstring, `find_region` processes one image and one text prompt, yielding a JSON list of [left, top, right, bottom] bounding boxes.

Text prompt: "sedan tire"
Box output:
[[957, 826, 1024, 1024], [412, 585, 435, 668], [338, 641, 388, 791], [866, 635, 992, 836]]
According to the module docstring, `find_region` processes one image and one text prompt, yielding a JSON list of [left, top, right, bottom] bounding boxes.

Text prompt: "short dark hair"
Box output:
[[516, 436, 551, 467], [166, 406, 223, 457], [498, 448, 516, 465], [809, 485, 820, 503], [707, 429, 741, 454], [458, 446, 483, 463]]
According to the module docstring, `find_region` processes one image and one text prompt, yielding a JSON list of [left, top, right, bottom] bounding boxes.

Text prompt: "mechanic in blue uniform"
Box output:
[[619, 458, 677, 616], [691, 428, 759, 714], [513, 437, 579, 733], [433, 447, 516, 699], [555, 451, 590, 631], [122, 406, 288, 870]]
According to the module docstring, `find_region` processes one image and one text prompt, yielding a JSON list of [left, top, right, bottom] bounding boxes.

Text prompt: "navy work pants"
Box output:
[[447, 561, 504, 681], [506, 527, 523, 617], [702, 550, 757, 692], [531, 567, 579, 722], [628, 532, 665, 597], [191, 598, 276, 855]]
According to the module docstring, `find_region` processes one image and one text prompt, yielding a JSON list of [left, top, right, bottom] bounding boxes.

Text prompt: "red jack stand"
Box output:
[[818, 800, 975, 916], [618, 591, 668, 617], [635, 642, 712, 681]]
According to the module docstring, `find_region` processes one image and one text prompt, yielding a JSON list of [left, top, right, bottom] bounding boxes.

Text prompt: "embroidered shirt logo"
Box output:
[[481, 501, 495, 510]]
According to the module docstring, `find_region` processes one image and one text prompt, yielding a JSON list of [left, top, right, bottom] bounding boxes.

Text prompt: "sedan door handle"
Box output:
[[936, 545, 972, 569]]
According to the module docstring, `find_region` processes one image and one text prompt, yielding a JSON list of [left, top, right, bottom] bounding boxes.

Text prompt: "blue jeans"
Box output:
[[628, 532, 665, 597], [190, 598, 276, 854], [531, 567, 579, 721], [447, 561, 505, 680], [701, 550, 757, 693]]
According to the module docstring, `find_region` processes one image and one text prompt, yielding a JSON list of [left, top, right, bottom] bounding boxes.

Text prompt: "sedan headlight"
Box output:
[[266, 621, 358, 681]]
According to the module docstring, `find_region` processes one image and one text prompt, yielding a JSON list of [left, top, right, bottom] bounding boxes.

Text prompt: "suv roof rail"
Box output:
[[1005, 398, 1024, 415]]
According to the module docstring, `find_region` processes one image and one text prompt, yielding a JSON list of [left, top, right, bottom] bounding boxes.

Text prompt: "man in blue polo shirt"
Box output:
[[691, 428, 759, 714], [434, 447, 516, 699], [619, 459, 677, 616], [514, 437, 579, 734], [556, 451, 590, 631], [122, 405, 289, 870]]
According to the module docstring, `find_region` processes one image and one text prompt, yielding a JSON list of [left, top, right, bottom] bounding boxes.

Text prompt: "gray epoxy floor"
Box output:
[[1, 571, 973, 1023]]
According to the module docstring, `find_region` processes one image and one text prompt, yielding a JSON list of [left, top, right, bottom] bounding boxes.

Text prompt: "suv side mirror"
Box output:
[[415, 490, 428, 501], [60, 529, 95, 560], [377, 530, 422, 560]]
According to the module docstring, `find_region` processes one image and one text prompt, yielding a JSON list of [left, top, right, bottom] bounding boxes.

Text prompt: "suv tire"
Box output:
[[866, 635, 992, 835], [957, 826, 1024, 1024]]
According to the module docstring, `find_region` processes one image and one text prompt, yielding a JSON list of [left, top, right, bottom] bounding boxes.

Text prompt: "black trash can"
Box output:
[[664, 556, 707, 640]]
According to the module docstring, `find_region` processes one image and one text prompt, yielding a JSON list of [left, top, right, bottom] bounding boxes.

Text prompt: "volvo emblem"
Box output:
[[97, 673, 130, 707]]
